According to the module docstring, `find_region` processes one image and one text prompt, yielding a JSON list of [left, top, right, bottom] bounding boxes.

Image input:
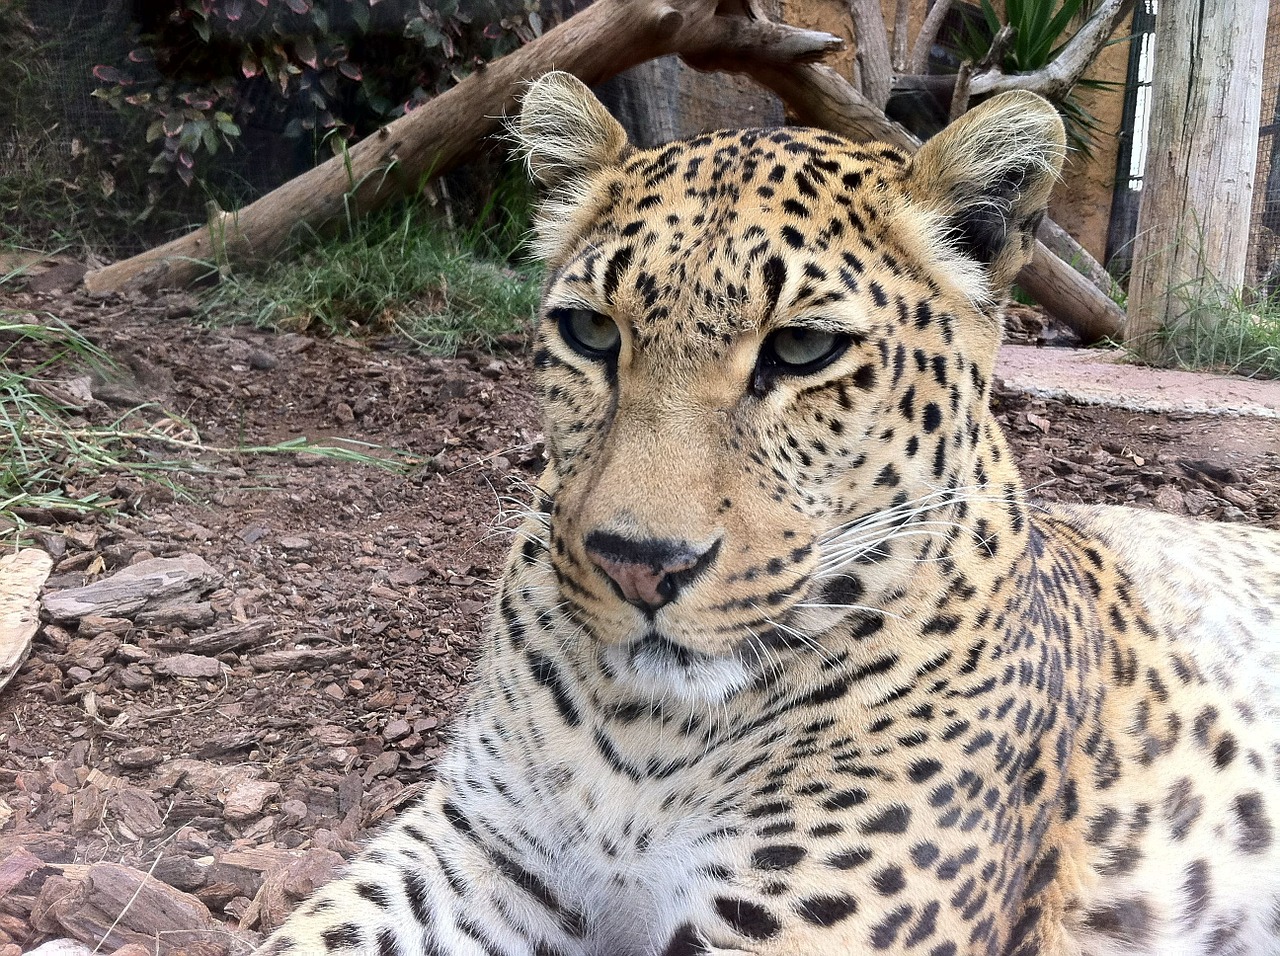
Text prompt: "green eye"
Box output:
[[753, 326, 852, 395], [553, 308, 621, 360], [767, 328, 841, 368]]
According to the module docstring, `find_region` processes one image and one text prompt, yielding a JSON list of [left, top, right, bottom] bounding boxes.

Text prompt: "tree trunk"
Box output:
[[1124, 0, 1268, 363]]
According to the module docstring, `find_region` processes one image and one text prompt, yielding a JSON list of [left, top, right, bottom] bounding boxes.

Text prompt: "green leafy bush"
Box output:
[[92, 0, 542, 185], [958, 0, 1114, 154]]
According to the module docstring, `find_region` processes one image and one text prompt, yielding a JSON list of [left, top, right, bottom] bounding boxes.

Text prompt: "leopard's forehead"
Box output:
[[544, 127, 944, 360]]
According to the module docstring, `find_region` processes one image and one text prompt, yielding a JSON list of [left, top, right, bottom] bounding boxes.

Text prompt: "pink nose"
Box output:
[[584, 532, 718, 611]]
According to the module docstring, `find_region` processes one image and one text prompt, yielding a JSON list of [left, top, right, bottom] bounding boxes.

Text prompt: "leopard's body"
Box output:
[[259, 74, 1280, 956]]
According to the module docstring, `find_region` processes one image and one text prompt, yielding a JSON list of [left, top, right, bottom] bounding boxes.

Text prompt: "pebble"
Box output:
[[278, 536, 312, 552], [222, 780, 281, 823], [114, 746, 163, 770]]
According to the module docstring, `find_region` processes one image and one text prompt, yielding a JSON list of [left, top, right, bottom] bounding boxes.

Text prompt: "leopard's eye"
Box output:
[[554, 308, 621, 360], [760, 327, 850, 374], [751, 326, 852, 397]]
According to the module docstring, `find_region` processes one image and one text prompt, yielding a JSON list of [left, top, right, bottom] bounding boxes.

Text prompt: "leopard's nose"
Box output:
[[584, 531, 720, 612]]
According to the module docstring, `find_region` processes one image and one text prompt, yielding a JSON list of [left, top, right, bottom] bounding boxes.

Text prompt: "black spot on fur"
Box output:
[[1082, 898, 1152, 947], [797, 893, 859, 926], [714, 896, 781, 939]]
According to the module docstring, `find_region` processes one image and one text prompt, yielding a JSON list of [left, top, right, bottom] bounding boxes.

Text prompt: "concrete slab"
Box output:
[[995, 346, 1280, 419]]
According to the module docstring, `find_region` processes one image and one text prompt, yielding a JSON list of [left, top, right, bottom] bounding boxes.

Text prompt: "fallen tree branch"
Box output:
[[85, 0, 841, 295], [86, 0, 1123, 343], [968, 0, 1133, 99]]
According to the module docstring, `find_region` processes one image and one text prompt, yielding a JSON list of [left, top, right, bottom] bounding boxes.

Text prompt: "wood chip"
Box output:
[[41, 555, 222, 623], [247, 646, 353, 671], [0, 549, 54, 692], [42, 862, 225, 954], [152, 654, 223, 680]]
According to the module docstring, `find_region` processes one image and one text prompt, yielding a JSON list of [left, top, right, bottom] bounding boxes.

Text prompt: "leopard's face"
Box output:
[[516, 75, 1064, 702]]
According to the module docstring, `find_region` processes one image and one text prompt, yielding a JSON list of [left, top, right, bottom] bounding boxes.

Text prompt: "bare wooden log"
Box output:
[[889, 0, 911, 73], [1125, 0, 1266, 361], [907, 0, 953, 74], [0, 549, 52, 692], [847, 0, 894, 108], [84, 0, 842, 295], [733, 62, 1126, 341], [85, 0, 1122, 342]]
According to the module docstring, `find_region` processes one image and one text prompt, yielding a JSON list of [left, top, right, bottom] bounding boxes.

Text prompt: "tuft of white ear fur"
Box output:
[[511, 71, 629, 263], [907, 91, 1066, 294], [514, 71, 628, 189]]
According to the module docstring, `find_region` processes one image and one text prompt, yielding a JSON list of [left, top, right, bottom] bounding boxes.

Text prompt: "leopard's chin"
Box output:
[[600, 630, 752, 706]]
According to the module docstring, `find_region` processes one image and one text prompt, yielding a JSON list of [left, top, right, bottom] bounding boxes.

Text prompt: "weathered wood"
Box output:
[[83, 0, 842, 295], [247, 646, 355, 672], [1125, 0, 1267, 362], [907, 0, 953, 74], [42, 862, 226, 954], [847, 0, 893, 108], [40, 555, 221, 623], [0, 549, 52, 692]]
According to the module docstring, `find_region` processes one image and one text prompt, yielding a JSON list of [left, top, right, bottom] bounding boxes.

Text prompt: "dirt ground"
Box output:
[[1, 288, 1278, 955]]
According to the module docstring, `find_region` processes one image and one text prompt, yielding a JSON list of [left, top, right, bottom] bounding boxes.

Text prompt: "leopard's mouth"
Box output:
[[629, 631, 713, 670], [602, 629, 752, 704]]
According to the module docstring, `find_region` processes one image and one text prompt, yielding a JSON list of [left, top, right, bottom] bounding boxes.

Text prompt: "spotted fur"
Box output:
[[259, 73, 1280, 956]]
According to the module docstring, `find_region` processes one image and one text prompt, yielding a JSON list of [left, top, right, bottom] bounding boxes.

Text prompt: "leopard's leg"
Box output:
[[256, 785, 586, 956]]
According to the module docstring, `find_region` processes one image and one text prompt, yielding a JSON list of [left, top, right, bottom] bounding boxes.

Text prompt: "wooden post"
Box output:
[[1124, 0, 1268, 363]]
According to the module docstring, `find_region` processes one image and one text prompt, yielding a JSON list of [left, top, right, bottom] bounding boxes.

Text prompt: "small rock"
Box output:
[[382, 718, 411, 742], [1152, 485, 1186, 515], [151, 856, 207, 893], [333, 402, 355, 424], [119, 665, 153, 691], [107, 787, 164, 838], [364, 751, 400, 780], [278, 537, 312, 552], [134, 602, 216, 629], [77, 615, 132, 637], [152, 654, 223, 679], [223, 896, 253, 921], [114, 747, 163, 770], [222, 780, 280, 823], [280, 800, 309, 826], [65, 665, 93, 683]]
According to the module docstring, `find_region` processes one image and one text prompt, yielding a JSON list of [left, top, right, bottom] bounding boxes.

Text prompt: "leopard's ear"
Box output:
[[516, 71, 628, 188], [906, 91, 1066, 295], [513, 71, 629, 262]]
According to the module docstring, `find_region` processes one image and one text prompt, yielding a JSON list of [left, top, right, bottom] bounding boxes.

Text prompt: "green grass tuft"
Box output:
[[200, 197, 541, 354], [1156, 292, 1280, 379]]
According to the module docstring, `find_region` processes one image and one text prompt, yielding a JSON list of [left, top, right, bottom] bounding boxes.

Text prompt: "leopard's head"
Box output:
[[514, 72, 1065, 702]]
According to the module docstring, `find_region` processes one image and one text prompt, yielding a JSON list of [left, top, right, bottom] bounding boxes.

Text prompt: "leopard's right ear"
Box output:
[[515, 71, 629, 189], [512, 72, 630, 263]]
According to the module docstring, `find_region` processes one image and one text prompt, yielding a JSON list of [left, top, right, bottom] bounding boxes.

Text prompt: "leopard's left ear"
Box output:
[[906, 91, 1066, 294], [512, 71, 630, 264]]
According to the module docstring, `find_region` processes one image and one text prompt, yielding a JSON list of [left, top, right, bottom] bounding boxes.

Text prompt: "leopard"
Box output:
[[257, 72, 1280, 956]]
